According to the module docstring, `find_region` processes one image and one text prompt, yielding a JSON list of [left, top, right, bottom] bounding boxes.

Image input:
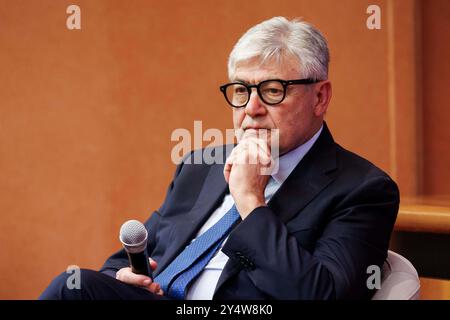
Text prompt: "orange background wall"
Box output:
[[422, 1, 450, 196], [0, 0, 448, 299]]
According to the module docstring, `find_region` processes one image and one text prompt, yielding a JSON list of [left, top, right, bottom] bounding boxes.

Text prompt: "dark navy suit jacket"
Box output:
[[100, 122, 399, 299]]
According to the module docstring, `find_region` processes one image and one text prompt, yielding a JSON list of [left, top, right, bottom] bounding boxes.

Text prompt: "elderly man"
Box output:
[[40, 16, 399, 300]]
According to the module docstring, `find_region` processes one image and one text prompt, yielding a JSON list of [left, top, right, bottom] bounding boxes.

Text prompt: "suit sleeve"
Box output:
[[99, 155, 188, 278], [221, 175, 399, 299]]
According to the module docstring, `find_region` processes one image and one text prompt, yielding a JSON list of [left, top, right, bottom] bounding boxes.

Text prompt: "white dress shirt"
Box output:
[[185, 126, 323, 299]]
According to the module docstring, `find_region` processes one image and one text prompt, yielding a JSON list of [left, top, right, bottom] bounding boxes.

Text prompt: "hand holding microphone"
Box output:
[[116, 220, 163, 295]]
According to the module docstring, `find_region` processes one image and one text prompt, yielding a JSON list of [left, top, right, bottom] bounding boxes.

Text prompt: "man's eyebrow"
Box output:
[[233, 78, 249, 84], [232, 78, 277, 84]]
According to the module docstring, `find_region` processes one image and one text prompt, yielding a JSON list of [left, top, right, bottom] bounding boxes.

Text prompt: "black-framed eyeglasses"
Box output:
[[219, 78, 321, 108]]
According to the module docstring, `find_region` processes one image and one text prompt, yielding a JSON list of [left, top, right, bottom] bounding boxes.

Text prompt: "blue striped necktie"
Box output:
[[154, 204, 241, 299]]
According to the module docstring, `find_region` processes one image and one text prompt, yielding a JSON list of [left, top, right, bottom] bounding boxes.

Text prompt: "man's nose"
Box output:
[[245, 89, 267, 117]]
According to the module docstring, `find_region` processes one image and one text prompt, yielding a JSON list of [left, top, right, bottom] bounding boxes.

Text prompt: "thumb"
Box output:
[[149, 257, 158, 270]]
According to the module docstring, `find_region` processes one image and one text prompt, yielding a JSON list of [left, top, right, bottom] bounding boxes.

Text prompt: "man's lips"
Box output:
[[243, 127, 270, 130]]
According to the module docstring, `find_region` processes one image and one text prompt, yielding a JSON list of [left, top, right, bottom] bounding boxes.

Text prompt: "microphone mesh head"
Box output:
[[119, 220, 148, 252]]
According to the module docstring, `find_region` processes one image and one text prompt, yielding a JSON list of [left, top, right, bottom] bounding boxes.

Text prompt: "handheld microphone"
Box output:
[[119, 220, 152, 278]]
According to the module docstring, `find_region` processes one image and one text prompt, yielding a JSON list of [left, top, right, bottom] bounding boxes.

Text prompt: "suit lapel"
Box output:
[[154, 152, 230, 277], [267, 123, 337, 223]]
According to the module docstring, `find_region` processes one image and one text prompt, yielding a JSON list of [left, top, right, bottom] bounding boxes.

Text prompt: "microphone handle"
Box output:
[[126, 251, 152, 279]]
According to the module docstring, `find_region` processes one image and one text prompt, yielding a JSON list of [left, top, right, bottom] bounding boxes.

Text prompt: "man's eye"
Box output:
[[234, 87, 247, 94], [263, 88, 283, 95]]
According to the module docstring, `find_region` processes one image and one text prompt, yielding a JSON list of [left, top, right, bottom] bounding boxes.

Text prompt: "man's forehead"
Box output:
[[232, 56, 301, 82]]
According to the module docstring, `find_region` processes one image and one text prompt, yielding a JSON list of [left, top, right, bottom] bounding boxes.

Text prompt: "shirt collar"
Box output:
[[271, 125, 323, 184]]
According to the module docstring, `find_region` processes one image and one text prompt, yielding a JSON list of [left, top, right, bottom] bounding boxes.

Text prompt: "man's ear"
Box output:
[[313, 80, 332, 117]]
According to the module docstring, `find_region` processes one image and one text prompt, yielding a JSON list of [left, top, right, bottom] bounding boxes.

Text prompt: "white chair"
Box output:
[[372, 250, 420, 300]]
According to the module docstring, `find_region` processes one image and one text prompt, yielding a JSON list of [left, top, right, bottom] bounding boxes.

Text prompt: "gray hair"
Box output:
[[228, 17, 329, 81]]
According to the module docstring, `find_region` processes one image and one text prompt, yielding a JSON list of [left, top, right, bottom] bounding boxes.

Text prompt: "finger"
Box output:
[[149, 258, 158, 271], [235, 147, 249, 165], [249, 140, 272, 165], [239, 140, 271, 166], [224, 165, 231, 183], [244, 136, 271, 158], [226, 140, 270, 169], [256, 138, 271, 157], [224, 161, 233, 182], [117, 267, 152, 286], [147, 282, 161, 294], [229, 143, 250, 165], [224, 150, 237, 182], [144, 281, 164, 296], [238, 136, 270, 159], [241, 128, 258, 139], [259, 152, 273, 167]]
